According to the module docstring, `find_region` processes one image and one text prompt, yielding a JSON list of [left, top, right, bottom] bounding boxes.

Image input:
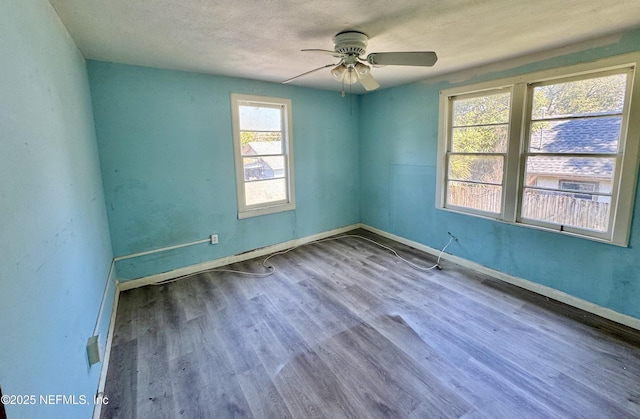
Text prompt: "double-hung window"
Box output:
[[437, 53, 640, 246], [446, 89, 511, 216], [231, 94, 295, 219]]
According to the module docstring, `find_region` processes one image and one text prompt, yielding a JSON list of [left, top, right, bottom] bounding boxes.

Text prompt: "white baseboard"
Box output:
[[92, 278, 120, 419], [360, 224, 640, 331], [117, 224, 362, 291]]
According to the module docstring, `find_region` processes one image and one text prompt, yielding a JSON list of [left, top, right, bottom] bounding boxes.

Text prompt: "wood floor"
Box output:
[[101, 229, 640, 419]]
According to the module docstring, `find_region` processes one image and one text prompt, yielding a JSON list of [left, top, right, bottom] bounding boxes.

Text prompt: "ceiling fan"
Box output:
[[283, 31, 437, 91]]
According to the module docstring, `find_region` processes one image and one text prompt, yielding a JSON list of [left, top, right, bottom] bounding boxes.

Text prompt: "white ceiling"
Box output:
[[49, 0, 640, 94]]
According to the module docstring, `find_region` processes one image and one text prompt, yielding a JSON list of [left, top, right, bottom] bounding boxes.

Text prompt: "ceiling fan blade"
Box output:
[[357, 70, 380, 91], [301, 49, 347, 58], [282, 63, 338, 84], [367, 52, 438, 67]]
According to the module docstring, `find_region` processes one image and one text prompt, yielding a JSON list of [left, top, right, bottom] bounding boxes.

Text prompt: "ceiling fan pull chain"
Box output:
[[349, 80, 353, 116]]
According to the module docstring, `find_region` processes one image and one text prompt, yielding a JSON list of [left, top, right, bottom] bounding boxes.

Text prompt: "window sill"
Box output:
[[238, 202, 296, 219]]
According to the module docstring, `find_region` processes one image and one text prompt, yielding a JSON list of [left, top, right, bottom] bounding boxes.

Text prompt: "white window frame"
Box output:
[[437, 52, 640, 246], [442, 87, 514, 219], [231, 93, 295, 219]]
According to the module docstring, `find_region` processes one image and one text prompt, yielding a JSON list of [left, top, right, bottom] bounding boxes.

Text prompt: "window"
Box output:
[[446, 90, 511, 215], [558, 181, 597, 201], [231, 94, 295, 218], [437, 53, 640, 246]]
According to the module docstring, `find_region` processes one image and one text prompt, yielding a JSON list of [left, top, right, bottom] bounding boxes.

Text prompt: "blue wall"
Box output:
[[0, 1, 114, 418], [88, 62, 360, 279], [360, 30, 640, 320]]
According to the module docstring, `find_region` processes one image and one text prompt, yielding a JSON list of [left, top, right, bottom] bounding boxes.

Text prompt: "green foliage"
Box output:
[[532, 73, 626, 119], [240, 131, 282, 147], [240, 131, 254, 147], [452, 93, 510, 127], [450, 92, 510, 182]]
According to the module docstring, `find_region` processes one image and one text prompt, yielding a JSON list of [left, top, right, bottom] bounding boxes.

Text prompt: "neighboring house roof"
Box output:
[[243, 142, 284, 172], [260, 156, 285, 171], [527, 116, 620, 178], [242, 141, 282, 156]]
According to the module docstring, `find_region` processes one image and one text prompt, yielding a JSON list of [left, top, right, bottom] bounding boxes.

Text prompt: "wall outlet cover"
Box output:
[[87, 335, 101, 366]]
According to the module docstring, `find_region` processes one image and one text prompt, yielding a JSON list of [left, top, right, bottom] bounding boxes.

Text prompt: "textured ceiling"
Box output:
[[49, 0, 640, 94]]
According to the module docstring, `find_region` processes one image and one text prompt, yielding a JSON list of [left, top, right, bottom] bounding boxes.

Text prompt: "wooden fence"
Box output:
[[448, 186, 609, 231]]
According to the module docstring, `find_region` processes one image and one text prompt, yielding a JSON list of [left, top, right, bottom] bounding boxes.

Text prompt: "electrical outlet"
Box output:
[[87, 335, 101, 366], [210, 234, 218, 244]]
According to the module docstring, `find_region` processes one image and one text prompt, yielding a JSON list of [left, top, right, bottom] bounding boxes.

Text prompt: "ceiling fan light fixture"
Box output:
[[354, 62, 370, 78], [345, 68, 358, 84], [331, 64, 346, 81], [331, 64, 357, 84]]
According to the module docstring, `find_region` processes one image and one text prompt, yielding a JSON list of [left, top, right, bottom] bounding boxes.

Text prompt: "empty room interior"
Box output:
[[3, 0, 640, 418]]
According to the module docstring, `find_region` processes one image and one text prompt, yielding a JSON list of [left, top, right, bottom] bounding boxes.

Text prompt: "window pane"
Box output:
[[559, 180, 597, 200], [241, 135, 283, 156], [452, 92, 510, 126], [447, 181, 502, 213], [239, 105, 282, 131], [531, 73, 627, 119], [522, 188, 610, 232], [448, 155, 504, 185], [245, 178, 287, 206], [528, 116, 620, 153], [452, 125, 508, 153], [243, 156, 285, 181], [525, 156, 615, 184]]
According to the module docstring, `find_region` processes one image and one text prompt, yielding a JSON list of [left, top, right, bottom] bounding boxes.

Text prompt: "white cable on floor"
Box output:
[[155, 234, 454, 285]]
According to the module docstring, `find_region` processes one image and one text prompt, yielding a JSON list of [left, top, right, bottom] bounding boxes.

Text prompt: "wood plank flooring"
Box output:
[[101, 229, 640, 419]]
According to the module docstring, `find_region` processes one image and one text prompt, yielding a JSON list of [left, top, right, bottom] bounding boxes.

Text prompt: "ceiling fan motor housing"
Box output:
[[334, 31, 368, 56]]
